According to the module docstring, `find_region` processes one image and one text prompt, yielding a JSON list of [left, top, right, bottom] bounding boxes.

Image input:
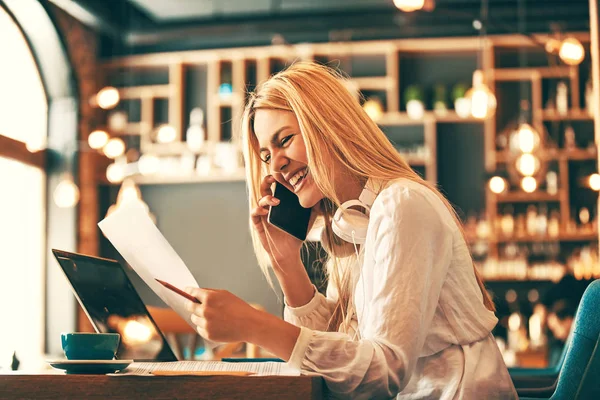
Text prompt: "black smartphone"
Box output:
[[267, 182, 312, 241]]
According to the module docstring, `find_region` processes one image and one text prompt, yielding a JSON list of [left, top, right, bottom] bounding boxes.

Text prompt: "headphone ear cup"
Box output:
[[332, 208, 370, 244]]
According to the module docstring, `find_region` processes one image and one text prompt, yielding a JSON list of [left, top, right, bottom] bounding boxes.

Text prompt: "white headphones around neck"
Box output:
[[331, 179, 379, 245]]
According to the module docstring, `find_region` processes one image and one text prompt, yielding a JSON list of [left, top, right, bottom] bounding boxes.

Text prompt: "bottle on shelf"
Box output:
[[545, 171, 558, 195], [528, 303, 547, 350], [186, 107, 206, 152], [536, 204, 548, 236], [578, 207, 591, 232], [570, 246, 600, 280], [556, 81, 569, 116], [526, 205, 538, 236], [476, 212, 491, 239], [548, 210, 561, 237], [508, 309, 528, 352], [563, 125, 576, 150], [500, 207, 515, 238], [586, 76, 594, 116]]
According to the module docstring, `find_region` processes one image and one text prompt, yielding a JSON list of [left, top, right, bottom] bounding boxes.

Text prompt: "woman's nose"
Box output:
[[270, 153, 289, 174]]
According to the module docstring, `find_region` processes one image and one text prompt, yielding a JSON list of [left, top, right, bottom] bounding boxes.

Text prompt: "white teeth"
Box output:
[[289, 168, 308, 187]]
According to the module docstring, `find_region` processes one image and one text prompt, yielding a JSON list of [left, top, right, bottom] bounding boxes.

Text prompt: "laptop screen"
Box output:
[[52, 249, 177, 361]]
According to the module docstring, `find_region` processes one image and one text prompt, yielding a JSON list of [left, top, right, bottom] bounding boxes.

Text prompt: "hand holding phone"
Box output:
[[267, 182, 312, 241]]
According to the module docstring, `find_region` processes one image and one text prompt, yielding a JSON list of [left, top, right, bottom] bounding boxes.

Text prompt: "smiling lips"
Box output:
[[288, 167, 309, 190]]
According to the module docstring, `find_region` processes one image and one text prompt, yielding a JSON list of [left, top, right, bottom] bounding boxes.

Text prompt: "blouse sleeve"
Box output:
[[283, 279, 339, 332], [286, 186, 455, 399]]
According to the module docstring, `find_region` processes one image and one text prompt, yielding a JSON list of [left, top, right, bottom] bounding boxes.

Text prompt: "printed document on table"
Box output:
[[113, 361, 300, 376], [98, 200, 210, 344]]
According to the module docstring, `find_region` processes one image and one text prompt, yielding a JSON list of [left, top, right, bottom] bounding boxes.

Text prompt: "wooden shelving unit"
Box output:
[[100, 32, 588, 186], [496, 148, 597, 163], [541, 109, 594, 121], [482, 33, 597, 259], [495, 192, 561, 203], [99, 32, 597, 257], [493, 231, 599, 243]]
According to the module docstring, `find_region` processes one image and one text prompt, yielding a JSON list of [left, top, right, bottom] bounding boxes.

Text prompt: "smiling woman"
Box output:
[[175, 62, 519, 399], [0, 5, 47, 370]]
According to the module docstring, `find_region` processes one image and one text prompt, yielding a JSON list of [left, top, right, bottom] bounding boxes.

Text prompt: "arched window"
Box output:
[[0, 6, 47, 369]]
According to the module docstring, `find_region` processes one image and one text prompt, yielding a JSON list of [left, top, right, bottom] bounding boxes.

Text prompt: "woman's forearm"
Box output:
[[247, 309, 301, 361], [271, 257, 315, 307]]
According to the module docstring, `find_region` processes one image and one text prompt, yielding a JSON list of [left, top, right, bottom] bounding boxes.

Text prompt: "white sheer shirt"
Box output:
[[284, 179, 518, 399]]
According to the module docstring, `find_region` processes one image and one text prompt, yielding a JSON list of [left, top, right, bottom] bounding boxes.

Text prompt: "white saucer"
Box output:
[[47, 359, 133, 364], [47, 359, 133, 374]]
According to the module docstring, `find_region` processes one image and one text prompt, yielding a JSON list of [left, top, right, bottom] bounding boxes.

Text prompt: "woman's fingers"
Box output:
[[258, 195, 280, 208], [251, 195, 279, 227], [259, 175, 275, 197]]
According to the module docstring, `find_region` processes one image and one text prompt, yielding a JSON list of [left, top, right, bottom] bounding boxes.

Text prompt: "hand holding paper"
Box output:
[[98, 200, 212, 346]]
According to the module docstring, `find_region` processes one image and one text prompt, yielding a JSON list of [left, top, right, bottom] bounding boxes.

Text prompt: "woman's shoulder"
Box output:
[[370, 178, 457, 229], [374, 178, 443, 210]]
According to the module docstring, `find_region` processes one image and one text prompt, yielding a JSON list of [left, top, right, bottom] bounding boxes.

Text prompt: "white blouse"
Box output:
[[284, 179, 518, 399]]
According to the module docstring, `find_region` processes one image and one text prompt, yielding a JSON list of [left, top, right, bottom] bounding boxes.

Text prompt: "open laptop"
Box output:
[[52, 249, 178, 361]]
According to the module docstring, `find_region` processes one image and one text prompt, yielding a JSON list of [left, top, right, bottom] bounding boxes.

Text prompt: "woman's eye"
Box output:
[[261, 154, 271, 164], [280, 135, 293, 146]]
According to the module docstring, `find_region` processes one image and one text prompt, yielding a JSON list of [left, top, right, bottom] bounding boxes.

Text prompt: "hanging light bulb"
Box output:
[[516, 153, 541, 176], [96, 86, 120, 110], [157, 125, 176, 144], [393, 0, 424, 11], [588, 173, 600, 191], [106, 162, 126, 183], [362, 98, 384, 121], [509, 123, 541, 154], [521, 176, 537, 193], [489, 176, 508, 194], [393, 0, 434, 12], [466, 70, 496, 119], [103, 138, 126, 159], [88, 130, 109, 150], [53, 175, 80, 208], [559, 37, 585, 66]]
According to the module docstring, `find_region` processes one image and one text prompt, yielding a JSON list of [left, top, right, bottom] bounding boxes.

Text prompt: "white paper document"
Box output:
[[114, 361, 300, 376], [98, 200, 205, 341]]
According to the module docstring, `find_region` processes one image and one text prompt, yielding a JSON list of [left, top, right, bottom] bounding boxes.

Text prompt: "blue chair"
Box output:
[[513, 279, 600, 399], [575, 334, 600, 399]]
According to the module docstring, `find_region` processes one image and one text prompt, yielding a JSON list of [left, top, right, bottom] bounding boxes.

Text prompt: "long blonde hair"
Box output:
[[241, 62, 495, 331]]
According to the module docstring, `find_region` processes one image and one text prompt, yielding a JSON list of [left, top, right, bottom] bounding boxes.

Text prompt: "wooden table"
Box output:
[[0, 372, 324, 399]]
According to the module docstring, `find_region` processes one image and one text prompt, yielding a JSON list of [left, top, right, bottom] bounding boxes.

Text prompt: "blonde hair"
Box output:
[[241, 62, 495, 331]]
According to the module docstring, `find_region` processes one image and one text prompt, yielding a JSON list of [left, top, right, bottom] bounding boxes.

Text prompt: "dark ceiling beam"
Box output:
[[121, 4, 589, 46]]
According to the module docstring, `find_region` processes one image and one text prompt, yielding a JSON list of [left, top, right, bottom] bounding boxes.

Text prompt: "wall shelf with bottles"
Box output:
[[98, 33, 597, 287], [494, 192, 561, 203], [541, 109, 594, 121], [484, 33, 595, 267], [495, 148, 597, 163], [99, 33, 589, 188], [492, 232, 599, 243]]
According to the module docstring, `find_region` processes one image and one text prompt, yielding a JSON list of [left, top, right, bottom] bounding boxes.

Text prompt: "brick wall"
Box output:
[[47, 4, 103, 332]]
